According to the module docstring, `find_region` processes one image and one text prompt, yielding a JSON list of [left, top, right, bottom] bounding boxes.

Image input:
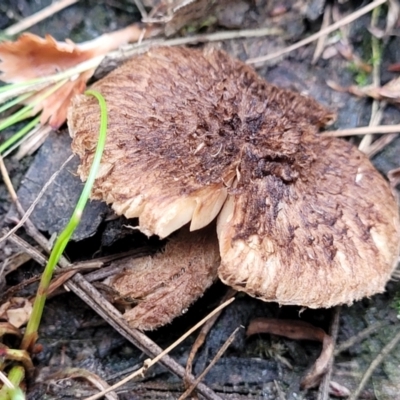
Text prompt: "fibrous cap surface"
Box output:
[[68, 46, 400, 308]]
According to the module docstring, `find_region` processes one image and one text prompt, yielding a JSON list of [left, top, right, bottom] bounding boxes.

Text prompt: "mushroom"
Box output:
[[105, 225, 220, 330], [68, 46, 400, 319]]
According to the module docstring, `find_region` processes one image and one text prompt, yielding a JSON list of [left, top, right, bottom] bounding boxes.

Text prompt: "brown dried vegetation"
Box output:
[[68, 46, 400, 324], [0, 25, 146, 127]]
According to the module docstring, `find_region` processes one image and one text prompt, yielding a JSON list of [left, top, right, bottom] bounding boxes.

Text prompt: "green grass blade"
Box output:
[[0, 366, 25, 400], [0, 92, 33, 114], [20, 89, 108, 351], [0, 116, 40, 154], [0, 79, 68, 132]]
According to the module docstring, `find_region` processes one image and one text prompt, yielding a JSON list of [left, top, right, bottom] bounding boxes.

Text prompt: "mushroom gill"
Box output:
[[68, 46, 400, 309]]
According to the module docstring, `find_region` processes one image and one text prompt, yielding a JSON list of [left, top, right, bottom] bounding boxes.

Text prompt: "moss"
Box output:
[[390, 291, 400, 319], [346, 61, 370, 86]]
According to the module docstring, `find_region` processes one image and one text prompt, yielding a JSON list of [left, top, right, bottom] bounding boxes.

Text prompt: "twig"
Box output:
[[366, 132, 398, 157], [56, 368, 118, 400], [132, 0, 148, 19], [0, 371, 13, 389], [4, 0, 79, 36], [4, 214, 221, 400], [317, 306, 341, 400], [0, 27, 281, 104], [100, 26, 282, 66], [322, 124, 400, 137], [349, 328, 400, 400], [179, 327, 241, 400], [3, 149, 223, 396], [335, 322, 387, 356], [0, 155, 17, 202], [6, 233, 47, 266], [359, 5, 384, 153], [312, 4, 332, 64], [0, 154, 74, 244], [246, 0, 387, 65], [273, 380, 286, 400], [185, 288, 236, 381], [83, 297, 235, 400]]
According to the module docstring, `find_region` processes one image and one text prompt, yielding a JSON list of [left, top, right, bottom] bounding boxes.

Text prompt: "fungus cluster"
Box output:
[[68, 46, 400, 328]]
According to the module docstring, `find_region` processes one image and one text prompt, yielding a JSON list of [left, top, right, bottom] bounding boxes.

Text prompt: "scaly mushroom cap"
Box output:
[[107, 226, 220, 330], [68, 46, 400, 308]]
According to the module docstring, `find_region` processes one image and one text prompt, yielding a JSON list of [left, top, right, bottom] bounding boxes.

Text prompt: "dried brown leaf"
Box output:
[[0, 297, 33, 328], [50, 368, 118, 400], [147, 0, 217, 35], [247, 318, 334, 389], [0, 322, 21, 339], [329, 76, 400, 106], [0, 33, 93, 82], [0, 343, 34, 373], [31, 69, 93, 127], [0, 25, 149, 128], [388, 63, 400, 72]]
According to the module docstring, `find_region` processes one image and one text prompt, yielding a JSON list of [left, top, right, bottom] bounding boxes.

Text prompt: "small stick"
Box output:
[[366, 132, 398, 158], [6, 233, 47, 266], [349, 329, 400, 400], [273, 380, 287, 400], [185, 288, 236, 381], [4, 0, 79, 36], [317, 306, 341, 400], [322, 124, 400, 137], [359, 5, 384, 153], [83, 298, 235, 400], [246, 0, 387, 65], [132, 0, 148, 20], [0, 155, 18, 202], [335, 322, 387, 356], [312, 4, 332, 64], [7, 221, 221, 400], [103, 26, 282, 63], [0, 154, 74, 244], [0, 371, 13, 389], [179, 327, 241, 400]]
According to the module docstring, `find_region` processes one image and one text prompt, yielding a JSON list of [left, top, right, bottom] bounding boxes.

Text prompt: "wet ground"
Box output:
[[1, 1, 400, 399]]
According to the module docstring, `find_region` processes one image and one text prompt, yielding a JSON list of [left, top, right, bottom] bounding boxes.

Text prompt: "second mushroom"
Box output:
[[68, 46, 400, 330]]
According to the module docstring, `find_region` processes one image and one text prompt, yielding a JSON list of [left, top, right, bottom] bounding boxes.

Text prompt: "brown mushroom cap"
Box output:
[[107, 226, 219, 330], [68, 46, 400, 308]]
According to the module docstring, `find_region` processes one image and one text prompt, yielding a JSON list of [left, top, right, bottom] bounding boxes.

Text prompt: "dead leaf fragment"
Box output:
[[0, 33, 92, 82], [247, 318, 334, 389], [0, 297, 33, 328], [0, 322, 21, 339], [0, 25, 150, 128], [329, 76, 400, 107]]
